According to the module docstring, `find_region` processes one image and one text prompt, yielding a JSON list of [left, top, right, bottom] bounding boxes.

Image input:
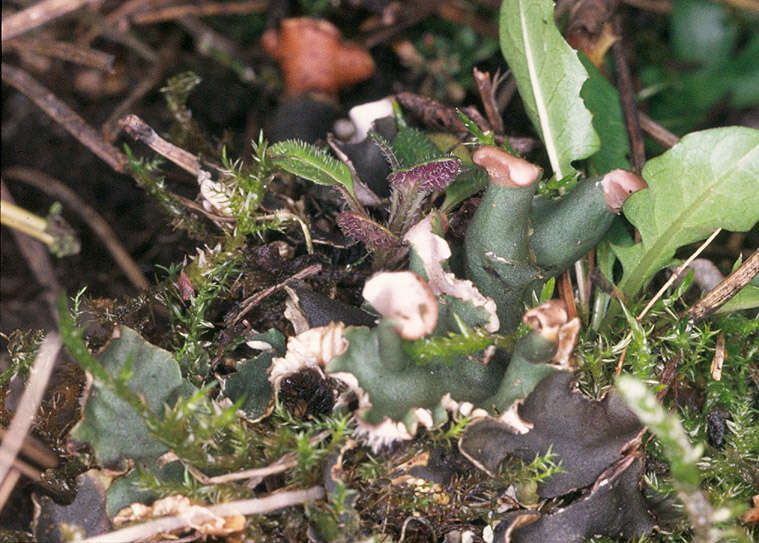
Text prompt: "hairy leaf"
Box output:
[[391, 124, 443, 169], [269, 139, 354, 196], [499, 0, 599, 179], [614, 127, 759, 298]]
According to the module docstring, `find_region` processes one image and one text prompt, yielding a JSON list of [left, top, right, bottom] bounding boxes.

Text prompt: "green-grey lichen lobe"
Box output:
[[529, 176, 616, 276], [326, 321, 508, 426], [464, 180, 542, 332]]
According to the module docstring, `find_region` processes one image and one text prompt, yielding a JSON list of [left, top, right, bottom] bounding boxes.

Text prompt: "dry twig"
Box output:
[[0, 333, 62, 510], [1, 63, 127, 172], [639, 111, 680, 149], [132, 1, 266, 24], [2, 0, 93, 42], [473, 68, 505, 134], [4, 167, 150, 291], [637, 228, 722, 321], [119, 114, 201, 176], [4, 38, 115, 71], [232, 264, 322, 325], [79, 486, 325, 543], [611, 16, 645, 175], [559, 270, 579, 321], [683, 250, 759, 322]]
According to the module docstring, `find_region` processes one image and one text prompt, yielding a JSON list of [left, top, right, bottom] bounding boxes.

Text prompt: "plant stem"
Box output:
[[0, 200, 54, 247]]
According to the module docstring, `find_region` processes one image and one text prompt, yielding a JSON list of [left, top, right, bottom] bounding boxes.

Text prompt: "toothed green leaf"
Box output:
[[614, 127, 759, 298], [499, 0, 599, 179], [269, 139, 354, 197]]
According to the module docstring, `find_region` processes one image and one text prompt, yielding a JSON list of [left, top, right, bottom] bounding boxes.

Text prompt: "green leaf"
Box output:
[[220, 352, 274, 420], [269, 139, 354, 197], [391, 125, 443, 168], [69, 327, 189, 468], [579, 54, 631, 175], [614, 127, 759, 298], [499, 0, 599, 179], [441, 163, 488, 213], [716, 284, 759, 314], [456, 109, 495, 146]]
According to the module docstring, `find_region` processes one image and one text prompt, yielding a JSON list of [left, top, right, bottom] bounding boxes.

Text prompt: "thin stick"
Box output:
[[639, 111, 680, 149], [4, 167, 150, 291], [0, 200, 55, 247], [0, 469, 22, 512], [612, 16, 645, 175], [574, 259, 590, 316], [0, 428, 57, 470], [233, 264, 322, 325], [4, 38, 115, 71], [2, 0, 93, 42], [178, 430, 329, 486], [637, 228, 722, 321], [710, 332, 725, 381], [8, 457, 43, 482], [77, 0, 160, 46], [203, 458, 298, 485], [0, 333, 62, 490], [80, 486, 325, 543], [132, 1, 266, 24], [559, 270, 578, 321], [101, 31, 181, 143], [1, 63, 127, 173], [683, 250, 759, 322], [0, 181, 60, 320], [119, 114, 200, 177], [102, 60, 169, 143], [473, 68, 504, 134]]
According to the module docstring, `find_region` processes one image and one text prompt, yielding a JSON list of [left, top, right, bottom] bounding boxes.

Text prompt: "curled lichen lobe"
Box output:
[[600, 169, 648, 213], [472, 145, 542, 188], [363, 271, 438, 340], [388, 157, 462, 192]]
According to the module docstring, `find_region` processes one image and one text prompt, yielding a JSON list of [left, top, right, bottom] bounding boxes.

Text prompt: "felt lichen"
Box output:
[[268, 263, 581, 452], [464, 146, 646, 332]]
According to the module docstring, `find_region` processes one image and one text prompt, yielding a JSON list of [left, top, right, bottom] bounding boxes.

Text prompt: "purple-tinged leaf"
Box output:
[[388, 157, 462, 192], [336, 211, 401, 250]]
